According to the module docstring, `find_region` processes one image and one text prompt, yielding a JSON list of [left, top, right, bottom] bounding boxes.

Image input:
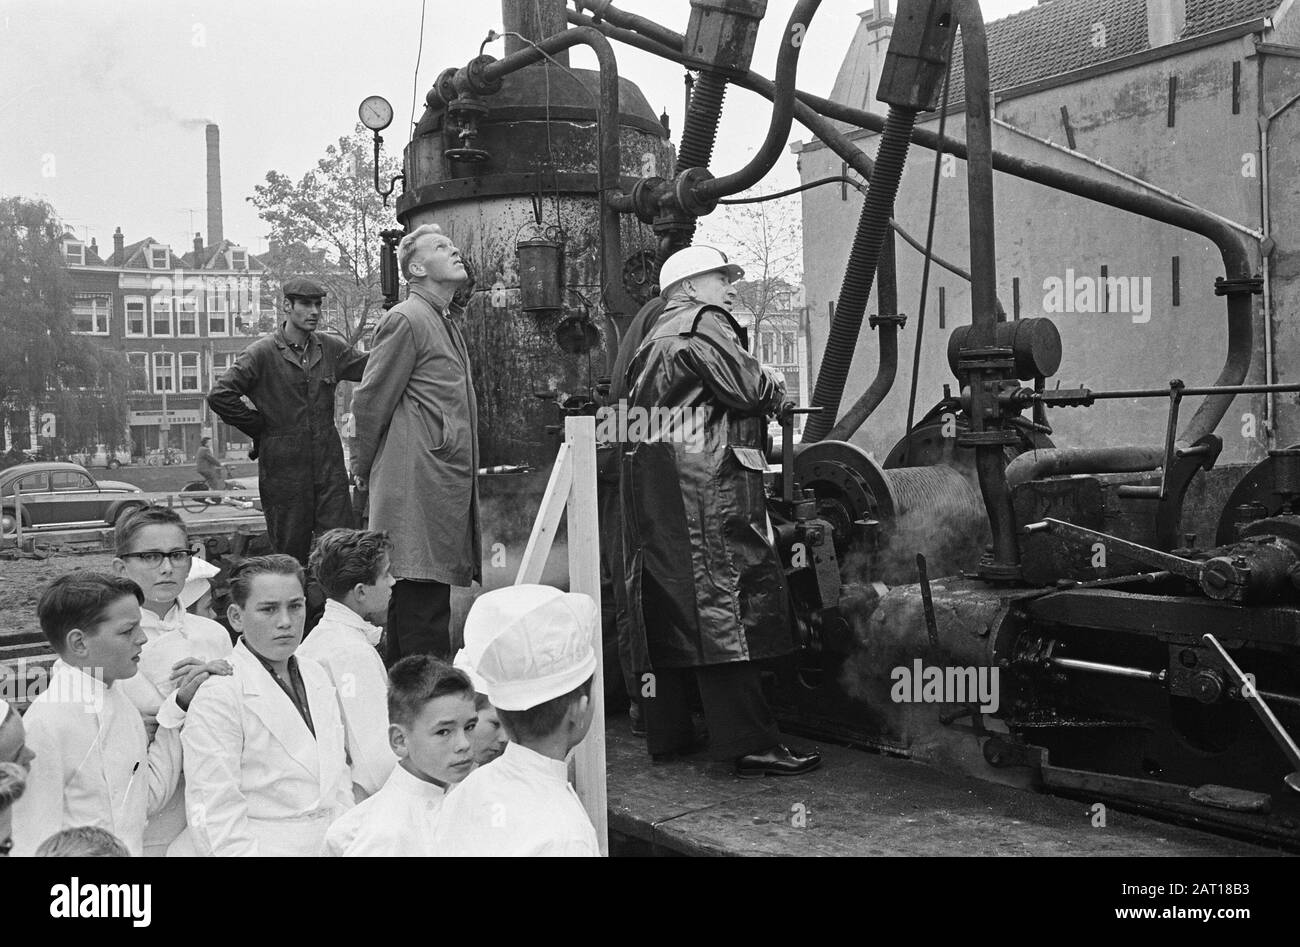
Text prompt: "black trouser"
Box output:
[[385, 578, 452, 666], [642, 661, 781, 759]]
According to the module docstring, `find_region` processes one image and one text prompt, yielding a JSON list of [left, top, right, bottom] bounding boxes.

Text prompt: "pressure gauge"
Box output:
[[358, 95, 394, 132]]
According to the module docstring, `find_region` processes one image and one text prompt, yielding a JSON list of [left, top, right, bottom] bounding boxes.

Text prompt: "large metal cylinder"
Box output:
[[401, 61, 672, 474]]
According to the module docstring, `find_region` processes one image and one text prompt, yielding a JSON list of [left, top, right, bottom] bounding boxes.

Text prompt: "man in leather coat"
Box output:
[[620, 247, 820, 778], [208, 278, 367, 565]]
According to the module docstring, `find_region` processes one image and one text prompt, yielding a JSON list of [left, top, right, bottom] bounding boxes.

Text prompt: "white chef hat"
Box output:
[[179, 555, 221, 611], [467, 584, 598, 711]]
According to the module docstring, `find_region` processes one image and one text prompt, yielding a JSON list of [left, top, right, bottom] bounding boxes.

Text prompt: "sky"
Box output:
[[0, 0, 1040, 255]]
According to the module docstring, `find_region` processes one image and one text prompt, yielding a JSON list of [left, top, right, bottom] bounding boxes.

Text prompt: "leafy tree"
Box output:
[[248, 124, 400, 345], [696, 186, 803, 354], [0, 195, 131, 454]]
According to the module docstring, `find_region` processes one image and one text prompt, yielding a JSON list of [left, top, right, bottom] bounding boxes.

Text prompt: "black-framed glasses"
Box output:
[[120, 549, 192, 568]]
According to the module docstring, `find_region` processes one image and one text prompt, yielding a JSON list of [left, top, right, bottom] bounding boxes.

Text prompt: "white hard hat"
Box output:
[[658, 245, 744, 295], [468, 584, 598, 711]]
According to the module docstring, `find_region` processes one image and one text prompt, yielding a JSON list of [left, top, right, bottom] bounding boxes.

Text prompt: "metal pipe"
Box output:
[[826, 230, 900, 441], [477, 27, 630, 314], [1007, 445, 1165, 487], [564, 8, 876, 187], [1257, 82, 1300, 440], [802, 105, 917, 443], [660, 70, 730, 263], [1049, 656, 1166, 683], [952, 0, 1018, 577], [573, 3, 1255, 472], [692, 0, 822, 202]]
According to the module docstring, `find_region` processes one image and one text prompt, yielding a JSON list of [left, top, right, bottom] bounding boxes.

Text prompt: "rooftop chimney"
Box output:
[[113, 226, 124, 263], [206, 123, 224, 247], [194, 232, 204, 257], [1146, 0, 1186, 48]]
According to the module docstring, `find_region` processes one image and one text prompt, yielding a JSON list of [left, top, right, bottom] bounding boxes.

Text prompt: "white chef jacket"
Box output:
[[429, 742, 600, 857], [118, 603, 233, 855], [296, 599, 394, 800], [10, 660, 183, 857], [178, 640, 353, 857], [324, 761, 449, 856]]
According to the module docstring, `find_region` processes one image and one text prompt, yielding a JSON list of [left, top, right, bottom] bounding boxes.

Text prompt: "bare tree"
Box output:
[[248, 124, 400, 346]]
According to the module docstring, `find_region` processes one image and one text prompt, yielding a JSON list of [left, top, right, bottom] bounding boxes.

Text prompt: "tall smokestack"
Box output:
[[502, 0, 568, 66], [206, 123, 223, 247]]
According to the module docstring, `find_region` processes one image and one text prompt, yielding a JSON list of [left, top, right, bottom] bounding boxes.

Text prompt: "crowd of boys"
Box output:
[[0, 507, 601, 858]]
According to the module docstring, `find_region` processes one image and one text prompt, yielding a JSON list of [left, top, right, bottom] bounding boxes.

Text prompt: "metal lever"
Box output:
[[1203, 633, 1300, 794], [1023, 518, 1203, 583], [779, 406, 824, 503]]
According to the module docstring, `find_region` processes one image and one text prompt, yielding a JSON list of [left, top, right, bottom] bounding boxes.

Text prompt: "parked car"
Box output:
[[1, 462, 145, 537], [69, 444, 133, 469]]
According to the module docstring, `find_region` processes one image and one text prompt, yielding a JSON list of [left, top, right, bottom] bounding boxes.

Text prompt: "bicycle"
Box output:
[[180, 476, 249, 514]]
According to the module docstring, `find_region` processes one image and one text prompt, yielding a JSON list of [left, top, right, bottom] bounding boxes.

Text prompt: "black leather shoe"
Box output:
[[735, 744, 822, 778]]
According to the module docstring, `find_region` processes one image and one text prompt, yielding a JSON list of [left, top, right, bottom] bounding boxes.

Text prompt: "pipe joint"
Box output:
[[869, 312, 907, 330], [1215, 275, 1265, 296], [459, 55, 504, 97], [676, 167, 719, 217]]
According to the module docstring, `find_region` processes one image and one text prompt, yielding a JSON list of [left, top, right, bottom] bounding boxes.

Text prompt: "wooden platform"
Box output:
[[603, 717, 1282, 857]]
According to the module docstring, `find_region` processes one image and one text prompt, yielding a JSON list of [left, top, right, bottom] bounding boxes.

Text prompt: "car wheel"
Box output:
[[113, 504, 144, 528], [2, 508, 29, 538]]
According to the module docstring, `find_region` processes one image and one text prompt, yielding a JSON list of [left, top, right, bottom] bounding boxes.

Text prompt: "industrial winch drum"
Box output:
[[793, 440, 990, 582]]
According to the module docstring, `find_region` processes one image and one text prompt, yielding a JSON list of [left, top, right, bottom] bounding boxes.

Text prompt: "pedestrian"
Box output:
[[194, 436, 225, 491], [207, 278, 368, 566], [621, 246, 821, 778], [351, 225, 480, 664]]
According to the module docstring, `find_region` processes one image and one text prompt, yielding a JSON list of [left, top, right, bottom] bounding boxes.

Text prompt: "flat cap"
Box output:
[[282, 277, 327, 299]]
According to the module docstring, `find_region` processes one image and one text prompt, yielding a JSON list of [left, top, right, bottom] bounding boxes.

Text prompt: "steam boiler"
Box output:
[[374, 0, 1300, 849]]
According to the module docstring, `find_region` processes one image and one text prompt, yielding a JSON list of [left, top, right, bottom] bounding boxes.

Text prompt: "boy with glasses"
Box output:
[[114, 506, 232, 854]]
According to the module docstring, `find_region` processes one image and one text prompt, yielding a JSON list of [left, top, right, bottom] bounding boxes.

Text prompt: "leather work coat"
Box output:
[[208, 326, 367, 563], [620, 300, 795, 670]]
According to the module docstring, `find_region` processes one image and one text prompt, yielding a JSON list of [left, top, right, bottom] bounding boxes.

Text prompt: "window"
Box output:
[[152, 352, 175, 392], [150, 246, 170, 269], [179, 352, 201, 392], [230, 248, 247, 270], [207, 294, 228, 335], [72, 295, 110, 335], [177, 298, 198, 336], [127, 352, 148, 392], [760, 332, 774, 364], [125, 297, 147, 336], [50, 471, 93, 491], [8, 473, 47, 495], [152, 297, 173, 336], [211, 350, 236, 385], [64, 242, 85, 266], [782, 335, 795, 364]]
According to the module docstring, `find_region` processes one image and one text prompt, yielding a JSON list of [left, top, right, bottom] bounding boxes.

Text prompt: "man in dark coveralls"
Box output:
[[621, 246, 820, 778], [208, 278, 368, 565]]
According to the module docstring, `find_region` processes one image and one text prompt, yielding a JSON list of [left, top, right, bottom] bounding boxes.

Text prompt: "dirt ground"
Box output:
[[0, 549, 117, 640]]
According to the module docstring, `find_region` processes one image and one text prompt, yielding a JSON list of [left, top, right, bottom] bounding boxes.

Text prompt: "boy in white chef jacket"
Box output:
[[325, 656, 478, 856], [10, 573, 216, 857], [452, 605, 509, 768], [113, 506, 233, 854], [430, 584, 601, 857], [299, 528, 397, 801], [179, 554, 354, 856]]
